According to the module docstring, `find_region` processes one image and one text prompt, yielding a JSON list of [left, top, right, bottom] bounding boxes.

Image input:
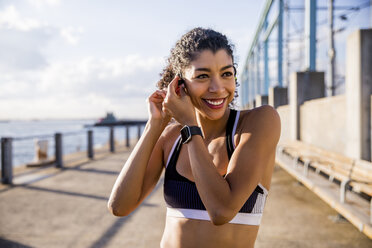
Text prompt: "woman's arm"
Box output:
[[107, 90, 170, 216], [163, 78, 281, 225], [186, 106, 281, 225]]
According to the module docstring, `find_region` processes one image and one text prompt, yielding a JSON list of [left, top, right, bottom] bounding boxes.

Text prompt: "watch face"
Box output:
[[181, 126, 191, 144]]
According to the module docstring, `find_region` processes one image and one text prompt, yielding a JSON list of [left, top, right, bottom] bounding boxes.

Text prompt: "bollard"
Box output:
[[109, 127, 115, 152], [137, 125, 141, 141], [55, 133, 63, 168], [1, 137, 13, 184], [34, 139, 48, 162], [87, 130, 94, 159], [126, 126, 130, 148]]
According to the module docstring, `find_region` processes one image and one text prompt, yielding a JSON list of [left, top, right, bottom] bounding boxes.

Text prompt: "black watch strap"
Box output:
[[180, 125, 203, 144]]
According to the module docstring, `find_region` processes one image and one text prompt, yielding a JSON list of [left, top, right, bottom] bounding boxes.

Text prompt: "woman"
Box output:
[[108, 27, 281, 248]]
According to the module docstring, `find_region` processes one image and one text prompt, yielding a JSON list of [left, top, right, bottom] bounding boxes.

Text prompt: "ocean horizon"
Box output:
[[0, 119, 143, 167]]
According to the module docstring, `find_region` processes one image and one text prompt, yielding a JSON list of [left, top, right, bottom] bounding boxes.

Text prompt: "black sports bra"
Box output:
[[163, 109, 268, 218]]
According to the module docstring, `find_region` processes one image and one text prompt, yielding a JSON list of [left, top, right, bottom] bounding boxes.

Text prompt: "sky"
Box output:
[[0, 0, 265, 120]]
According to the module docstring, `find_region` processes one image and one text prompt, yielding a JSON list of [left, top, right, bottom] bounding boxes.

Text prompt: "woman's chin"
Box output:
[[198, 106, 229, 121]]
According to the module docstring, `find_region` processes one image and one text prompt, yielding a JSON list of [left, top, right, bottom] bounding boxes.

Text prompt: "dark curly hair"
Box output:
[[157, 27, 239, 106]]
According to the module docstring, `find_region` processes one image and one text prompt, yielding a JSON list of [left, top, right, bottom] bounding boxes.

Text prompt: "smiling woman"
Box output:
[[108, 27, 281, 248]]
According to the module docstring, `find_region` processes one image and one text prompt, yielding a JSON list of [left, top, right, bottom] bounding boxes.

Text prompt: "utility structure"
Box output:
[[240, 0, 371, 108], [327, 0, 336, 96], [240, 0, 318, 107], [240, 0, 325, 108], [240, 0, 286, 108]]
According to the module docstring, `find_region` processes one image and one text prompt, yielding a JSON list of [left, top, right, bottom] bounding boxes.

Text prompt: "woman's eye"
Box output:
[[196, 74, 209, 79], [222, 71, 233, 77]]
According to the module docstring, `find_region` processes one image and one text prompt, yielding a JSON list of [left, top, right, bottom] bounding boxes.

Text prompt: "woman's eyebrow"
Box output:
[[194, 65, 234, 72], [195, 67, 211, 72], [220, 65, 234, 71]]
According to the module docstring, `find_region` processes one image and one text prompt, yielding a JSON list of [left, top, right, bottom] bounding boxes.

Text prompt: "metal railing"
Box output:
[[240, 0, 371, 108], [1, 124, 145, 184]]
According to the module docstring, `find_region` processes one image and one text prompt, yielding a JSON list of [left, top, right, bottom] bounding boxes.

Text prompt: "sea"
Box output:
[[0, 119, 143, 167]]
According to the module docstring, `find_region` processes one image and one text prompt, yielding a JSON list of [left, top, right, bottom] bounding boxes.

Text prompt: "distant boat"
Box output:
[[98, 112, 117, 124]]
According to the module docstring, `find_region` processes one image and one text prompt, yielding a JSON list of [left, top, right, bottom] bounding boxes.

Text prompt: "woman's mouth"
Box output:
[[203, 98, 226, 109]]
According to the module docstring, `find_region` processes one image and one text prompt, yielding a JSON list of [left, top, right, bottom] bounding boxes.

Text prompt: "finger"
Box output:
[[158, 90, 167, 98], [153, 94, 164, 100], [150, 90, 166, 101], [167, 76, 180, 97], [151, 98, 164, 103], [162, 105, 171, 116], [149, 94, 162, 101], [149, 90, 162, 99], [179, 84, 187, 98]]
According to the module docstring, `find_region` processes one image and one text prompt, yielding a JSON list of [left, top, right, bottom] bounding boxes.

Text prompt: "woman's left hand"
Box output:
[[163, 76, 197, 126]]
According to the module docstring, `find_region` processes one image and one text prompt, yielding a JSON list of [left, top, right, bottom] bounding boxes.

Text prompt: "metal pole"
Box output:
[[370, 0, 372, 28], [240, 72, 245, 107], [55, 133, 63, 168], [243, 71, 248, 107], [1, 137, 13, 184], [109, 127, 115, 152], [305, 0, 317, 71], [256, 46, 261, 96], [264, 20, 269, 93], [327, 0, 335, 96], [278, 0, 284, 87], [251, 56, 256, 107], [249, 59, 254, 105], [137, 125, 141, 141], [87, 130, 94, 159], [126, 126, 130, 148], [246, 64, 249, 106], [286, 0, 290, 86]]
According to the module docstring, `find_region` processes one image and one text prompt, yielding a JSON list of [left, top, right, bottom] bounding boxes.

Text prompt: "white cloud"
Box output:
[[0, 5, 42, 31], [0, 27, 53, 70], [0, 5, 57, 71], [0, 55, 166, 119], [60, 26, 84, 45], [0, 4, 164, 119], [26, 0, 60, 8]]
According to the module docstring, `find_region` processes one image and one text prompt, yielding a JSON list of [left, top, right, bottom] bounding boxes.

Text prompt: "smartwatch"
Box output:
[[180, 125, 203, 144]]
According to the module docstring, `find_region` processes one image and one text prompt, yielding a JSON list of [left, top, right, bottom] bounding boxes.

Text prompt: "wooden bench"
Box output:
[[276, 140, 372, 239]]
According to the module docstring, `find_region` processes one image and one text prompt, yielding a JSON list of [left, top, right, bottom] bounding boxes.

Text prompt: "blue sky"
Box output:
[[0, 0, 265, 120]]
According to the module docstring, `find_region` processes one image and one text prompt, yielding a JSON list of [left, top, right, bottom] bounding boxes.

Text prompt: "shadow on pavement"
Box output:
[[0, 238, 32, 248], [89, 178, 164, 247]]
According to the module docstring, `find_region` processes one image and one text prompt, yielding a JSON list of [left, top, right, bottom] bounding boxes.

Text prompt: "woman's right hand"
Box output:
[[147, 90, 171, 126]]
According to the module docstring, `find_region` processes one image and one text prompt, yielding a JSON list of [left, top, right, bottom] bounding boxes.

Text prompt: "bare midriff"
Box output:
[[160, 216, 259, 248]]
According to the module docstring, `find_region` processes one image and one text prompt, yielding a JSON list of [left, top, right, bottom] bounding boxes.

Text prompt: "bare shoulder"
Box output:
[[161, 120, 182, 139], [238, 105, 281, 145], [159, 120, 183, 153], [240, 105, 280, 124]]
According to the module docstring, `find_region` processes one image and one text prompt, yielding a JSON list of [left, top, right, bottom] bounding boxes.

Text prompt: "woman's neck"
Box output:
[[195, 108, 231, 142]]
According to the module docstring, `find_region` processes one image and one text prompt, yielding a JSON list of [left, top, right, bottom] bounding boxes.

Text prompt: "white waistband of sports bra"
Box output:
[[166, 207, 262, 226]]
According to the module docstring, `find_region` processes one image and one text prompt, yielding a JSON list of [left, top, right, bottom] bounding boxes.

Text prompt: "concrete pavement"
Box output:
[[0, 149, 371, 247]]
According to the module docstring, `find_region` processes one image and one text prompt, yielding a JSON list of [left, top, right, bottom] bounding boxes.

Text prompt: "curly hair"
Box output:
[[157, 27, 239, 106]]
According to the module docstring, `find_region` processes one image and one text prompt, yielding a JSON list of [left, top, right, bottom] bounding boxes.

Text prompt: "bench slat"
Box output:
[[279, 141, 372, 197]]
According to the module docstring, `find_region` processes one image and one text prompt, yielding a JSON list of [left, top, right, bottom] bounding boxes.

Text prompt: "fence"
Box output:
[[240, 0, 371, 108], [1, 124, 145, 184]]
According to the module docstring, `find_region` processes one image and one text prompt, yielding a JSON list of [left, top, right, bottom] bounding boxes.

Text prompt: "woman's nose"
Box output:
[[208, 77, 224, 93]]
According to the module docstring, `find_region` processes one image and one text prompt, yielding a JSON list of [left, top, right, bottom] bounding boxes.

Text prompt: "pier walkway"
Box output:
[[0, 147, 371, 248]]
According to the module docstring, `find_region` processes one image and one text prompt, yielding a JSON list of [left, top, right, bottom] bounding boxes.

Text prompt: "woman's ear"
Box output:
[[181, 82, 189, 96]]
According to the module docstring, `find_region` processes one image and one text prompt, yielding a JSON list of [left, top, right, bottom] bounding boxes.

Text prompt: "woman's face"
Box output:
[[183, 49, 236, 120]]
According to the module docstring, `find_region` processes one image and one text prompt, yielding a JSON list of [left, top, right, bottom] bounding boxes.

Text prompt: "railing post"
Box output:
[[126, 125, 130, 148], [137, 125, 141, 141], [109, 127, 115, 152], [1, 137, 13, 184], [55, 133, 63, 168], [87, 130, 94, 159]]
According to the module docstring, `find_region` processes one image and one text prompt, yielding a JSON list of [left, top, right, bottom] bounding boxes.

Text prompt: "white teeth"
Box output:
[[205, 99, 224, 105]]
